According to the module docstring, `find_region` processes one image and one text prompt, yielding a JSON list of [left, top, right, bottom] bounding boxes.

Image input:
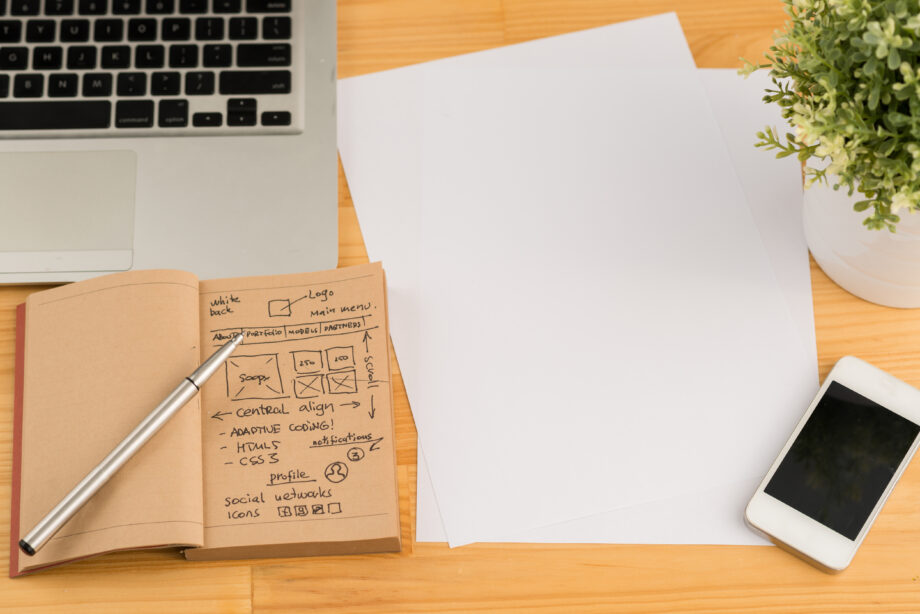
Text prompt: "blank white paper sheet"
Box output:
[[337, 14, 818, 547]]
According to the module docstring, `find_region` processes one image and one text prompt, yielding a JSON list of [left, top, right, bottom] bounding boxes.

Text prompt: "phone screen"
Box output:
[[765, 381, 920, 540]]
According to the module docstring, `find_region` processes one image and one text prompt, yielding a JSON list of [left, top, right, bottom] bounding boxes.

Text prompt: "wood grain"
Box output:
[[4, 0, 920, 611]]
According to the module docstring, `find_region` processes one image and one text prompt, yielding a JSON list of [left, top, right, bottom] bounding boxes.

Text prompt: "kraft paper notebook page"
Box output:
[[10, 263, 399, 576], [341, 31, 813, 548], [414, 69, 816, 546]]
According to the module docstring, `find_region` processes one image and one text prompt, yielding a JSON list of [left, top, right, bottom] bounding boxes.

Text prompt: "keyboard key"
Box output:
[[45, 0, 75, 15], [0, 100, 110, 129], [236, 43, 289, 67], [101, 44, 129, 68], [10, 0, 39, 15], [261, 110, 289, 126], [219, 70, 289, 94], [185, 70, 213, 94], [247, 0, 289, 11], [111, 0, 140, 13], [262, 16, 289, 39], [0, 20, 22, 41], [135, 44, 164, 67], [0, 74, 8, 97], [0, 46, 27, 69], [115, 99, 153, 127], [13, 73, 42, 97], [66, 45, 96, 69], [213, 0, 240, 12], [47, 72, 77, 96], [145, 0, 172, 13], [78, 0, 106, 14], [158, 98, 187, 127], [202, 43, 230, 67], [116, 71, 145, 95], [178, 0, 204, 13], [94, 18, 123, 41], [227, 97, 256, 126], [82, 72, 112, 96], [150, 70, 178, 94], [228, 16, 256, 39], [192, 111, 220, 126], [25, 19, 54, 42], [32, 46, 62, 69], [162, 17, 189, 40], [168, 43, 196, 67], [60, 19, 89, 41], [128, 17, 155, 40], [195, 17, 222, 40]]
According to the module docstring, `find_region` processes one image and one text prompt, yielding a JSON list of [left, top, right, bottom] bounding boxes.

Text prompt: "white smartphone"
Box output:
[[745, 356, 920, 572]]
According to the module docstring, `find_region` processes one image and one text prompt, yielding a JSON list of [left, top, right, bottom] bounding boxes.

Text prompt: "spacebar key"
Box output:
[[0, 101, 112, 130], [219, 71, 291, 95]]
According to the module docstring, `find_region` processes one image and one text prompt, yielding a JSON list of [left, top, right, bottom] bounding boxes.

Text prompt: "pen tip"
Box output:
[[19, 539, 35, 556], [233, 333, 244, 345]]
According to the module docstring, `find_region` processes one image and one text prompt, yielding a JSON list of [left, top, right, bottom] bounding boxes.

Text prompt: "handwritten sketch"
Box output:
[[294, 505, 309, 517], [291, 349, 323, 373], [324, 462, 349, 483], [347, 447, 365, 462], [293, 374, 325, 398], [326, 370, 357, 394], [226, 354, 285, 400], [328, 503, 342, 514], [325, 346, 355, 371]]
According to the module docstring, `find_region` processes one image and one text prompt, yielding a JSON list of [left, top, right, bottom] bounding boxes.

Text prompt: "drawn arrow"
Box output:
[[210, 410, 232, 421], [369, 394, 376, 419], [362, 330, 372, 352], [339, 401, 360, 409]]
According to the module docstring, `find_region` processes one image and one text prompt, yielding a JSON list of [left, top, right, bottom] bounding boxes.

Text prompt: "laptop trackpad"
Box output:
[[0, 150, 136, 273]]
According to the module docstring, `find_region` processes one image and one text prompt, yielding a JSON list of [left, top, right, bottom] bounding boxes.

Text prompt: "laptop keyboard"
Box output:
[[0, 0, 303, 137]]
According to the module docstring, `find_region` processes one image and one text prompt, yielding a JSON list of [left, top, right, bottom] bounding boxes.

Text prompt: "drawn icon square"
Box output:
[[294, 374, 325, 398], [277, 505, 292, 517], [311, 504, 325, 515], [226, 354, 284, 400], [292, 349, 323, 374], [325, 346, 355, 371], [327, 502, 342, 514], [326, 370, 357, 394], [268, 299, 292, 317], [294, 505, 309, 517]]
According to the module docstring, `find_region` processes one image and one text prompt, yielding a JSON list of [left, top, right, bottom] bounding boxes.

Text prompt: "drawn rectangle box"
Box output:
[[268, 299, 292, 317], [326, 346, 355, 371], [226, 353, 285, 400], [292, 349, 323, 373], [294, 374, 325, 398], [326, 369, 357, 394]]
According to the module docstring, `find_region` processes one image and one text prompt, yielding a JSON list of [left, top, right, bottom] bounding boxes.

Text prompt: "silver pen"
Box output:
[[19, 333, 244, 556]]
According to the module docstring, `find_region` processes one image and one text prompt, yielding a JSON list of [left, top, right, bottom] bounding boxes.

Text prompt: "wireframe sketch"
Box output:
[[326, 370, 357, 394], [293, 374, 325, 398], [226, 353, 285, 400], [292, 349, 323, 373], [325, 346, 355, 371]]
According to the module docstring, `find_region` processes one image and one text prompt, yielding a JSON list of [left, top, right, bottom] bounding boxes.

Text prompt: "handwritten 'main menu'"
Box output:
[[188, 263, 400, 560]]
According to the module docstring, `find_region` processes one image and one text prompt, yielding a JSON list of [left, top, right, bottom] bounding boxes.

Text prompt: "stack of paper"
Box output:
[[337, 13, 817, 546]]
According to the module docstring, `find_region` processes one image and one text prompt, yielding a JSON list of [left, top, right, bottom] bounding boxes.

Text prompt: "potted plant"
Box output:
[[742, 0, 920, 307]]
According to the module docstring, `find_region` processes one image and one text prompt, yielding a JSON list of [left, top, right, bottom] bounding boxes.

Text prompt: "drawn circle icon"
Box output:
[[347, 447, 365, 462], [324, 461, 349, 483]]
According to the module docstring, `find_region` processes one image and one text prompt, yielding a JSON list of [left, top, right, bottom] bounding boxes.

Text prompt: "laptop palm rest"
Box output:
[[0, 150, 135, 274]]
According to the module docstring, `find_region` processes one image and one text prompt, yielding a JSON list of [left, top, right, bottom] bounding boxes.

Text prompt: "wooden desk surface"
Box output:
[[4, 1, 920, 611]]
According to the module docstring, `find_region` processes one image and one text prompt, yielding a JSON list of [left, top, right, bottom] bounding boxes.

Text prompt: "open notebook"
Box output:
[[10, 263, 399, 576]]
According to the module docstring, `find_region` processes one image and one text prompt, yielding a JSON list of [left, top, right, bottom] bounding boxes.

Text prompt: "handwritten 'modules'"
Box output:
[[188, 262, 400, 561]]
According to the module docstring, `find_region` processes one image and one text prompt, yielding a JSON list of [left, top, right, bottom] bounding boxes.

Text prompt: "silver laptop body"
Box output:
[[0, 0, 337, 283]]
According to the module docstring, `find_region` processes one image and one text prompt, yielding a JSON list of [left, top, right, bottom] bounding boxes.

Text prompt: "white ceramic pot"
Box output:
[[803, 179, 920, 308]]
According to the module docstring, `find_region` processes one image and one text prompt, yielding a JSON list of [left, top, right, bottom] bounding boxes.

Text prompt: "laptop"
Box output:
[[0, 0, 338, 283]]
